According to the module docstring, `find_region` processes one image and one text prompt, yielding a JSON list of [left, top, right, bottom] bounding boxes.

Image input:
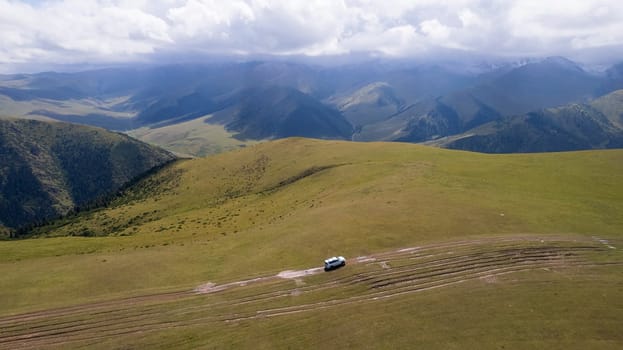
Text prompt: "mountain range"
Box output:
[[428, 89, 623, 152], [1, 57, 623, 154]]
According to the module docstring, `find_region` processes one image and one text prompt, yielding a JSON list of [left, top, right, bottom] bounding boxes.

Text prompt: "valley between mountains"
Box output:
[[2, 58, 623, 156]]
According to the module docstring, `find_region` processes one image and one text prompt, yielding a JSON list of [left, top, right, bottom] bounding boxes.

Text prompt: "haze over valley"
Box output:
[[2, 57, 623, 156]]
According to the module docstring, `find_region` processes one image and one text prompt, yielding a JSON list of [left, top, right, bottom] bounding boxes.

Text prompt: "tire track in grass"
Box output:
[[1, 236, 620, 349], [0, 241, 604, 342], [0, 245, 604, 334]]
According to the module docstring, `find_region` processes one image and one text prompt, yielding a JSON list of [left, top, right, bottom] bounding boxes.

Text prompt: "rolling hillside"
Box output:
[[0, 118, 175, 232], [1, 139, 621, 348]]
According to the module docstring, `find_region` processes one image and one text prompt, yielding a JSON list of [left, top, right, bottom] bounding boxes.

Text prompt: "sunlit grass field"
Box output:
[[127, 115, 261, 157], [1, 139, 622, 348]]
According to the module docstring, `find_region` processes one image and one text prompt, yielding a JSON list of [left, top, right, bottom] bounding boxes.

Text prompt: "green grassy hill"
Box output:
[[1, 139, 622, 348], [127, 115, 261, 157], [0, 118, 175, 233]]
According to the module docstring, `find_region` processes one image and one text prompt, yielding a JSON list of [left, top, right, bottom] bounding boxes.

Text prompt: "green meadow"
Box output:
[[1, 139, 622, 348], [127, 115, 261, 157]]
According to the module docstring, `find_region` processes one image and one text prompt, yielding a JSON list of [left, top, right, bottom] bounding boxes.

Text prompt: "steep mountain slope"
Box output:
[[2, 139, 622, 348], [391, 96, 502, 142], [209, 86, 353, 140], [0, 118, 175, 231], [598, 62, 623, 95], [329, 82, 404, 126], [439, 89, 623, 153], [471, 57, 600, 115], [592, 89, 623, 128]]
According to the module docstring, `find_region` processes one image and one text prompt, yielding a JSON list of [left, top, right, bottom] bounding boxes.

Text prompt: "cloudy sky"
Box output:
[[1, 0, 623, 72]]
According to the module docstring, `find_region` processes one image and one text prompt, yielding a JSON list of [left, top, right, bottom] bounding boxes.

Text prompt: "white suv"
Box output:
[[324, 256, 346, 271]]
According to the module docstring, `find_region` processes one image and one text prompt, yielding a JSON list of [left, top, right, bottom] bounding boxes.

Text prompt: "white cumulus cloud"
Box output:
[[0, 0, 622, 72]]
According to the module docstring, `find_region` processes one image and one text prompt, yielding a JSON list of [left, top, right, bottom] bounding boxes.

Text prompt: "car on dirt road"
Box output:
[[324, 256, 346, 271]]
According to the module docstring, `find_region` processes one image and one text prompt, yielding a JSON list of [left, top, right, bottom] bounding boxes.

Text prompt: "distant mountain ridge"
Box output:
[[356, 56, 603, 143], [1, 57, 622, 154], [433, 90, 623, 153], [210, 86, 353, 140], [0, 118, 175, 232]]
